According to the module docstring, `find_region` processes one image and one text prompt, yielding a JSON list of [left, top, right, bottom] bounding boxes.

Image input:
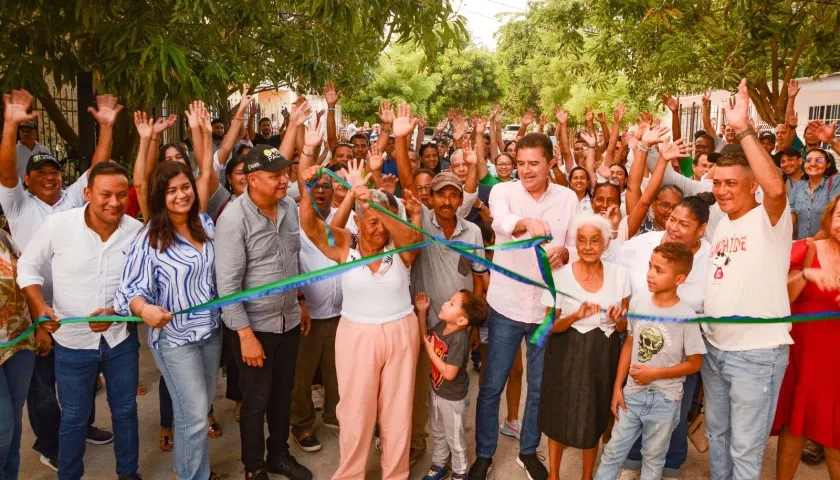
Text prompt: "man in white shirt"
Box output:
[[470, 133, 578, 480], [289, 170, 342, 453], [0, 88, 122, 469], [702, 79, 793, 480], [18, 162, 143, 480], [15, 120, 52, 181]]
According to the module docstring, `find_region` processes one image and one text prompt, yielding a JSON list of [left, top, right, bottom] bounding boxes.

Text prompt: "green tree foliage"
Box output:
[[339, 44, 443, 122], [0, 0, 467, 150], [506, 0, 840, 125], [428, 46, 504, 119]]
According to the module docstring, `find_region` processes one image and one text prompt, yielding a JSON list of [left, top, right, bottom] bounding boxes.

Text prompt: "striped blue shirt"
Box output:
[[115, 213, 220, 348]]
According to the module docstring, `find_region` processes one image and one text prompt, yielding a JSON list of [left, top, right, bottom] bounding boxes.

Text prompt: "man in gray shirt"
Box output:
[[215, 144, 312, 480]]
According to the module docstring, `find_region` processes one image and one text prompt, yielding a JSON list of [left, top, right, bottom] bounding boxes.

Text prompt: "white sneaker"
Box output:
[[40, 454, 58, 472], [311, 386, 325, 411], [499, 419, 522, 440], [617, 469, 640, 480]]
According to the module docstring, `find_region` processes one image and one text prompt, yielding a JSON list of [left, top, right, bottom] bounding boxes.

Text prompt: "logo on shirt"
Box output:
[[429, 332, 448, 390], [637, 325, 664, 362], [711, 251, 731, 284]]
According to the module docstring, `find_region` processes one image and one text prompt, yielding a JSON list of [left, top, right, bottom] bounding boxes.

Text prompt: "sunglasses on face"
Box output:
[[805, 157, 826, 164]]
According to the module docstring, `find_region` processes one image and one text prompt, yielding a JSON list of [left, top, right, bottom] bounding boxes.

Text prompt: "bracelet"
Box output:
[[136, 301, 148, 318], [735, 126, 757, 142], [302, 149, 315, 157], [637, 143, 651, 153], [233, 116, 244, 121], [801, 270, 809, 282], [151, 136, 160, 142], [327, 107, 336, 112]]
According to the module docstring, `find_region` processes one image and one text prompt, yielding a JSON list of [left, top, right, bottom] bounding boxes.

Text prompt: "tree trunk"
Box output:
[[34, 84, 81, 156]]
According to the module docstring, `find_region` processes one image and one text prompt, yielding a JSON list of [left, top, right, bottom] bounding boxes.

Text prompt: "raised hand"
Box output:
[[300, 165, 321, 184], [490, 104, 501, 124], [402, 188, 422, 217], [392, 103, 414, 138], [380, 174, 398, 195], [702, 91, 711, 110], [451, 110, 468, 141], [237, 86, 256, 115], [553, 105, 569, 125], [377, 99, 396, 125], [324, 82, 341, 107], [463, 139, 478, 165], [2, 89, 39, 125], [786, 110, 799, 128], [289, 100, 312, 128], [416, 116, 427, 131], [640, 124, 670, 147], [808, 120, 838, 143], [134, 111, 153, 139], [367, 143, 384, 171], [659, 138, 692, 161], [579, 131, 597, 147], [346, 159, 370, 188], [184, 101, 203, 129], [152, 114, 178, 135], [539, 113, 548, 128], [787, 79, 800, 98], [315, 109, 326, 123], [415, 292, 431, 312], [88, 94, 124, 127], [614, 102, 627, 123], [584, 107, 594, 124], [304, 117, 324, 148], [475, 115, 488, 135], [596, 111, 606, 124], [521, 108, 535, 126], [661, 93, 679, 112], [435, 117, 448, 133], [722, 78, 751, 132]]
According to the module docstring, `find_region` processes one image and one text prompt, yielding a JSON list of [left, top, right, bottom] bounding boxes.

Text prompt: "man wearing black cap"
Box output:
[[15, 119, 51, 181], [1, 88, 123, 471], [215, 98, 313, 480], [758, 130, 776, 155]]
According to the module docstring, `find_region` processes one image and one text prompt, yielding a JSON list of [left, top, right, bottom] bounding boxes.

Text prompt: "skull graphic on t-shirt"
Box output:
[[637, 326, 664, 363]]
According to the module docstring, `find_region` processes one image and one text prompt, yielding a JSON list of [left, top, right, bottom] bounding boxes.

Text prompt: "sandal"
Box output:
[[207, 416, 223, 438], [159, 428, 173, 452], [235, 401, 242, 423], [136, 384, 147, 396]]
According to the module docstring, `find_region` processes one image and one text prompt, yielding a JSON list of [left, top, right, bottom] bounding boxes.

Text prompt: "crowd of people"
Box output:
[[0, 75, 838, 480]]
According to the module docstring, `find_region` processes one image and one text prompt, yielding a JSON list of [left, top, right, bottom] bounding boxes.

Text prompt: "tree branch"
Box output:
[[35, 85, 81, 155]]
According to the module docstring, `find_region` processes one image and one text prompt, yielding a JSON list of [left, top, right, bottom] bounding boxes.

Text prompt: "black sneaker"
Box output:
[[293, 432, 322, 452], [245, 469, 269, 480], [468, 456, 494, 480], [39, 454, 58, 472], [86, 426, 114, 445], [517, 453, 548, 480], [118, 475, 142, 480], [265, 451, 313, 480]]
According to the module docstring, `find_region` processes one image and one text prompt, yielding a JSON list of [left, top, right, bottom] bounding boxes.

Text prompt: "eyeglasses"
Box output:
[[805, 157, 826, 164], [655, 200, 676, 212], [417, 185, 432, 192], [496, 162, 513, 167], [312, 183, 332, 191]]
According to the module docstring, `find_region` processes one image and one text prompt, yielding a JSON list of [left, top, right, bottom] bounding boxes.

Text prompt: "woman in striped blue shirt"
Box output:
[[115, 102, 221, 480]]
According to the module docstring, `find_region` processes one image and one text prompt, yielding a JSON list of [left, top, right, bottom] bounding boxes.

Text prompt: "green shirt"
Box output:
[[678, 157, 694, 179], [480, 172, 502, 187]]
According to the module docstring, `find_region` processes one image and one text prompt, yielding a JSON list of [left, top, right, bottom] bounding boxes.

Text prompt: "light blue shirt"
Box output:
[[115, 213, 220, 348], [788, 175, 840, 239]]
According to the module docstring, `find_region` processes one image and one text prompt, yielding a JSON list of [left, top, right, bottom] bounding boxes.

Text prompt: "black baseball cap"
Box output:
[[243, 145, 296, 174], [758, 131, 776, 143], [25, 153, 61, 174]]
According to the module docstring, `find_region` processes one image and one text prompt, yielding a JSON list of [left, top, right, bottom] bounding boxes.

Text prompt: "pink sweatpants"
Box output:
[[332, 314, 420, 480]]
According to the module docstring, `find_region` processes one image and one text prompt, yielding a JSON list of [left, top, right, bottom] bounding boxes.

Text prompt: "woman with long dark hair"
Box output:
[[117, 103, 221, 480], [789, 148, 840, 239]]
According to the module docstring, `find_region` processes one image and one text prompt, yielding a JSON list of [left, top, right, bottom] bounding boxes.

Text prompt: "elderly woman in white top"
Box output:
[[538, 215, 631, 480], [298, 161, 423, 480]]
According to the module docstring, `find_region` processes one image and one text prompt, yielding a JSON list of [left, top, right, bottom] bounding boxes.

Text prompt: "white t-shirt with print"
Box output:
[[619, 231, 710, 314], [703, 204, 793, 351], [540, 261, 631, 337]]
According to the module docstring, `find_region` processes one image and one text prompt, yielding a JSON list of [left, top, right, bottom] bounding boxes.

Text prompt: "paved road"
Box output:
[[17, 340, 829, 479]]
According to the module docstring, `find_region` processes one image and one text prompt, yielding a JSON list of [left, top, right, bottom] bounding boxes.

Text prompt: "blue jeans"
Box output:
[[594, 388, 680, 480], [54, 334, 140, 480], [26, 349, 98, 459], [151, 330, 222, 480], [623, 373, 699, 477], [475, 308, 545, 457], [0, 350, 35, 480], [700, 340, 789, 480]]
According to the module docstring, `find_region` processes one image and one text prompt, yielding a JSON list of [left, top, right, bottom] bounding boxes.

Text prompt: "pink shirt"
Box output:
[[487, 180, 579, 323]]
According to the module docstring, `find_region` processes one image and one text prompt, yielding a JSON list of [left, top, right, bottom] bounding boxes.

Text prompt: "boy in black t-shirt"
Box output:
[[416, 289, 488, 480]]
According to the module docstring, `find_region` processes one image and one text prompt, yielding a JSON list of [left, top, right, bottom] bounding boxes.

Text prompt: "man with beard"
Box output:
[[250, 115, 282, 148], [211, 118, 226, 153], [18, 162, 143, 480], [389, 103, 488, 468], [0, 89, 121, 471]]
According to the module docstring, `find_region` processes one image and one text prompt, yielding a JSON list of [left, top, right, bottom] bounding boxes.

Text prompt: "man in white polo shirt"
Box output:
[[703, 79, 793, 480], [0, 88, 122, 470], [18, 162, 143, 480], [15, 120, 51, 181]]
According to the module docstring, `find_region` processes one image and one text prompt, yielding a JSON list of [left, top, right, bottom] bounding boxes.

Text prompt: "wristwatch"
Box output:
[[735, 126, 757, 142]]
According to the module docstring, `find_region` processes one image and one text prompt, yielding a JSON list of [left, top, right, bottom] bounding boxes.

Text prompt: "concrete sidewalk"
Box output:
[[17, 342, 829, 479]]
